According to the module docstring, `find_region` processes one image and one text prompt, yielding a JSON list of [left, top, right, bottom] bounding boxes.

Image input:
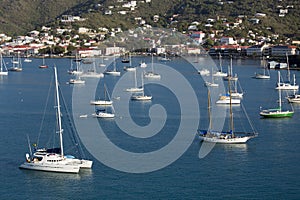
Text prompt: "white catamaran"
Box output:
[[20, 67, 93, 173]]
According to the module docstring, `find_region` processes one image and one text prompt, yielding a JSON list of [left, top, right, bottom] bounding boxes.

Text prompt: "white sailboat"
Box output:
[[123, 53, 136, 71], [216, 94, 241, 104], [275, 54, 298, 90], [254, 58, 270, 79], [69, 59, 85, 84], [205, 65, 219, 87], [104, 55, 121, 76], [223, 57, 238, 81], [19, 67, 93, 173], [126, 69, 144, 92], [8, 53, 22, 72], [93, 102, 115, 118], [213, 53, 227, 77], [139, 61, 147, 68], [90, 84, 113, 105], [131, 73, 152, 101], [279, 55, 296, 89], [0, 53, 8, 75], [286, 93, 300, 103], [81, 58, 104, 78], [144, 54, 161, 79], [68, 58, 83, 75], [99, 55, 106, 67], [230, 80, 243, 99], [198, 89, 257, 144]]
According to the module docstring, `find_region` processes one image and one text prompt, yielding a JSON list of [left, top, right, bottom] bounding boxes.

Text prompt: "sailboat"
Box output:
[[260, 71, 294, 118], [254, 57, 270, 79], [39, 56, 48, 68], [81, 58, 104, 78], [139, 61, 147, 68], [131, 73, 152, 101], [19, 67, 93, 173], [205, 65, 219, 87], [230, 80, 243, 99], [286, 93, 300, 103], [69, 59, 85, 84], [198, 88, 257, 144], [0, 53, 8, 75], [99, 55, 106, 67], [144, 54, 161, 79], [90, 84, 113, 105], [24, 51, 32, 63], [123, 53, 136, 71], [68, 58, 83, 75], [8, 53, 22, 72], [125, 69, 143, 92], [104, 55, 121, 76], [223, 56, 238, 81], [213, 53, 227, 77], [275, 54, 298, 90], [159, 53, 171, 61]]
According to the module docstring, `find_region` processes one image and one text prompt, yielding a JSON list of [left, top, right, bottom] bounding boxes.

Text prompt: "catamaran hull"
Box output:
[[19, 162, 80, 173]]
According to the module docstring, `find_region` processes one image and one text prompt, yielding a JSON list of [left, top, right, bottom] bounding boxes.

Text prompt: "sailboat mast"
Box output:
[[278, 71, 282, 111], [286, 53, 290, 82], [0, 53, 2, 71], [228, 79, 234, 136], [219, 53, 222, 72], [54, 67, 64, 157], [208, 90, 212, 130], [151, 53, 154, 72]]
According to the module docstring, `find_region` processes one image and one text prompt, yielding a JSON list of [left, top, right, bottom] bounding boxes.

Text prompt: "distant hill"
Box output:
[[0, 0, 86, 35], [0, 0, 299, 41]]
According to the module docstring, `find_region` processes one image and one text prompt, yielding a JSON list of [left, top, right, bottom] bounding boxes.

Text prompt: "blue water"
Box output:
[[0, 57, 299, 199]]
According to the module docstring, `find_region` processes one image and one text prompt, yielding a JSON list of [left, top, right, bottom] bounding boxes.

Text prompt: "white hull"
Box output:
[[9, 67, 22, 72], [80, 73, 104, 78], [213, 71, 227, 77], [254, 73, 270, 79], [216, 96, 241, 104], [90, 100, 113, 105], [205, 81, 219, 87], [144, 72, 161, 79], [0, 71, 8, 75], [287, 94, 300, 103], [231, 92, 243, 99], [198, 69, 210, 76], [68, 70, 83, 75], [131, 95, 152, 101], [19, 162, 80, 173], [124, 66, 136, 71], [276, 83, 299, 90], [125, 87, 144, 92], [223, 76, 238, 81], [69, 79, 85, 84], [104, 71, 121, 76], [139, 62, 147, 68], [199, 135, 251, 144], [93, 112, 115, 118]]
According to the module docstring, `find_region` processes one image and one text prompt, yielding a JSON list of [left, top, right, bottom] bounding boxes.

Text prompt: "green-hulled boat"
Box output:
[[260, 71, 294, 118]]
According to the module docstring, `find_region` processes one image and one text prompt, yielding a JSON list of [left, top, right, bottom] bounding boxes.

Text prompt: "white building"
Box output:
[[271, 45, 297, 56], [220, 37, 236, 45]]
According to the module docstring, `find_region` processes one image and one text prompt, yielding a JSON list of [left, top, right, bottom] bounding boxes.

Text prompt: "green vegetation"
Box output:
[[0, 0, 299, 42]]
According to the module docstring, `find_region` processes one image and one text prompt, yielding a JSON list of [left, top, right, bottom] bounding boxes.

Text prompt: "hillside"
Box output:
[[0, 0, 299, 41]]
